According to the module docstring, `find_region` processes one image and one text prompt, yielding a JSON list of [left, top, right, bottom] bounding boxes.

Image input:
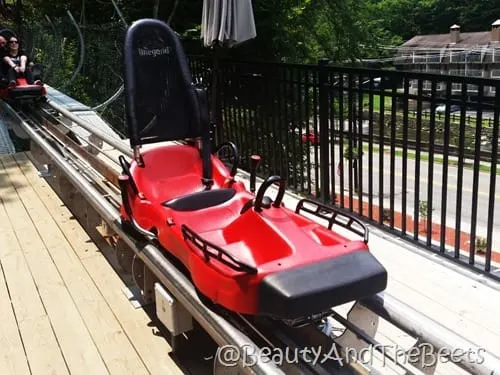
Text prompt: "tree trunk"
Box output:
[[153, 0, 160, 18], [167, 0, 180, 24]]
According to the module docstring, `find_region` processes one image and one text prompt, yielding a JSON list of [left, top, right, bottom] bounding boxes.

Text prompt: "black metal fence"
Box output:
[[189, 54, 500, 280]]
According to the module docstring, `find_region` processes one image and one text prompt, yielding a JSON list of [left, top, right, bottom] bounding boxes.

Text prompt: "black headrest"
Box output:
[[123, 18, 206, 147], [0, 28, 17, 40]]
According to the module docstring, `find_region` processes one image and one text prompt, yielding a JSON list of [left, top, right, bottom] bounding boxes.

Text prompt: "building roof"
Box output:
[[395, 22, 500, 65], [401, 31, 494, 49]]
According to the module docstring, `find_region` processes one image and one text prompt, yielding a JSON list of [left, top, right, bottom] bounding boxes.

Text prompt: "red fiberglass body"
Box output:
[[0, 76, 46, 102], [118, 19, 387, 323], [119, 142, 387, 321]]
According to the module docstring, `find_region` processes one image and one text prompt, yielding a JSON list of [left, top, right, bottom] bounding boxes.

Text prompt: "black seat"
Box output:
[[123, 18, 213, 188], [163, 188, 236, 211]]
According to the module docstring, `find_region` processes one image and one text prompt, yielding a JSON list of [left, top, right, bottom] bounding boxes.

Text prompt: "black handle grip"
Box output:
[[215, 141, 239, 177], [254, 175, 285, 212]]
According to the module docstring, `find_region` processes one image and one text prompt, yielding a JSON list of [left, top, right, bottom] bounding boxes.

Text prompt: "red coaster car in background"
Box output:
[[0, 28, 46, 104]]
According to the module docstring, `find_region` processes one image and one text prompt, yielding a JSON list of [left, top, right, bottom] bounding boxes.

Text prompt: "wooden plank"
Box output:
[[8, 154, 150, 375], [372, 244, 500, 345], [384, 263, 500, 336], [0, 158, 70, 375], [387, 278, 500, 357], [82, 255, 185, 375], [21, 152, 185, 375], [368, 234, 500, 317], [0, 155, 109, 375], [0, 254, 31, 375]]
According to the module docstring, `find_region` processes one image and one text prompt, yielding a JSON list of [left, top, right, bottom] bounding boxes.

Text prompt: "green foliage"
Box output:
[[367, 0, 500, 41], [418, 200, 434, 219], [249, 0, 399, 63], [475, 237, 487, 254], [343, 145, 361, 160], [17, 0, 500, 144], [19, 0, 500, 66]]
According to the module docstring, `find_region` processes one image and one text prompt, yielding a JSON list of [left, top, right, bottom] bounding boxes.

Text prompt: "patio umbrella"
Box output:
[[200, 0, 256, 147], [201, 0, 256, 48]]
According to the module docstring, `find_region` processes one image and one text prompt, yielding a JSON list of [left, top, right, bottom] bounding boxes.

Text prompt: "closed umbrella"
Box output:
[[201, 0, 256, 146], [201, 0, 256, 48]]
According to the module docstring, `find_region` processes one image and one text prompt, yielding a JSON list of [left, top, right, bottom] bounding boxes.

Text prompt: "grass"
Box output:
[[360, 94, 495, 128], [355, 143, 499, 175], [406, 110, 494, 128], [362, 94, 393, 113]]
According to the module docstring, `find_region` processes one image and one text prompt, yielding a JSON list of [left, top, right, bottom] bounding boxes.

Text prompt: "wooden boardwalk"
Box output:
[[0, 152, 191, 375], [2, 151, 500, 375]]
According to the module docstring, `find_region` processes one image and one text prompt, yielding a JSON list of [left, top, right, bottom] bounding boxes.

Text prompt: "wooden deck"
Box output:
[[2, 150, 500, 375], [0, 152, 201, 375]]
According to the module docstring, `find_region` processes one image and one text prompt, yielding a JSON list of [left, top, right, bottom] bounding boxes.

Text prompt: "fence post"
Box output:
[[210, 49, 223, 148], [318, 58, 330, 203]]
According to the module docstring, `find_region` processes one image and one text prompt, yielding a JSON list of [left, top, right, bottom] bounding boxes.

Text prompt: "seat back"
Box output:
[[123, 18, 212, 185], [0, 28, 17, 40]]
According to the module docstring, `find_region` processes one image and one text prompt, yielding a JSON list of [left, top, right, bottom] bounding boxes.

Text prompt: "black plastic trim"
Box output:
[[258, 251, 387, 319], [9, 86, 44, 99], [215, 141, 239, 177], [163, 188, 236, 211], [118, 155, 139, 195], [255, 175, 285, 212], [295, 198, 369, 243]]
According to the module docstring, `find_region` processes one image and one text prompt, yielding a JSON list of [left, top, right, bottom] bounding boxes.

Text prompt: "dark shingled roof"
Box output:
[[395, 26, 500, 64], [402, 31, 496, 48]]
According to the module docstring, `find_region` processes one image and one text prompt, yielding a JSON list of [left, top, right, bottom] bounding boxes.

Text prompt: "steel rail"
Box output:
[[46, 99, 133, 158], [25, 107, 356, 375], [4, 102, 285, 375], [35, 105, 125, 169], [360, 293, 500, 375], [24, 107, 356, 375], [18, 99, 500, 375]]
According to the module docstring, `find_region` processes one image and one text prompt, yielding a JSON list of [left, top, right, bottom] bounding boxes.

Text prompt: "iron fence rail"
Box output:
[[188, 54, 500, 280]]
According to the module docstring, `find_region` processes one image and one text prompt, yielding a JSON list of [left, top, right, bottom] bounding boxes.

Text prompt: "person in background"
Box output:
[[3, 35, 40, 87], [0, 35, 7, 55], [0, 35, 8, 87]]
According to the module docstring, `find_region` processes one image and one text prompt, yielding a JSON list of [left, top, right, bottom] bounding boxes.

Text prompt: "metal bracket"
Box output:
[[406, 338, 438, 375], [37, 163, 52, 178], [335, 302, 380, 357]]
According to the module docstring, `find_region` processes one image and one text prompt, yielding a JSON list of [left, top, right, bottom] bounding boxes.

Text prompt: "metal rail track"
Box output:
[[30, 104, 364, 375], [4, 98, 500, 375], [9, 103, 355, 374]]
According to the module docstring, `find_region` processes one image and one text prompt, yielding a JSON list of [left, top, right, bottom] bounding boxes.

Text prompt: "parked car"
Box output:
[[301, 130, 320, 145], [435, 104, 460, 113]]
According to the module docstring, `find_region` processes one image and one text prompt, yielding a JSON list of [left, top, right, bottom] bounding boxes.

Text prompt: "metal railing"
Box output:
[[188, 54, 500, 280]]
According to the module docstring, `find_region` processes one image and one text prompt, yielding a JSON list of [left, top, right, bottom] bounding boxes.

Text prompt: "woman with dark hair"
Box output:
[[3, 36, 40, 87]]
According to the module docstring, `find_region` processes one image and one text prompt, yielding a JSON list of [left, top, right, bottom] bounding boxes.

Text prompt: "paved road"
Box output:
[[306, 144, 500, 245]]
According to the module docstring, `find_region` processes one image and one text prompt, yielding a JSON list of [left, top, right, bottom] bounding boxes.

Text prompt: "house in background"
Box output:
[[394, 20, 500, 96]]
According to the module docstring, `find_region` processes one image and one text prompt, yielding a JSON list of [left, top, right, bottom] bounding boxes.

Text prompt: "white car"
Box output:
[[435, 104, 460, 113]]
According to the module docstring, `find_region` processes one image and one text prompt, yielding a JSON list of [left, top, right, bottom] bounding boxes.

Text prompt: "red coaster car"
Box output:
[[0, 75, 46, 103], [118, 19, 387, 325], [0, 29, 46, 103]]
